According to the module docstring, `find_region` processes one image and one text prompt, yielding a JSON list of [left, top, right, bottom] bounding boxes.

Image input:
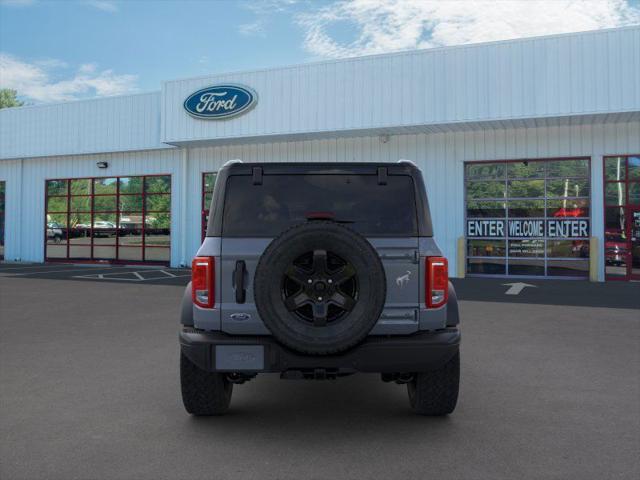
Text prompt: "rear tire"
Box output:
[[407, 351, 459, 416], [180, 352, 233, 416]]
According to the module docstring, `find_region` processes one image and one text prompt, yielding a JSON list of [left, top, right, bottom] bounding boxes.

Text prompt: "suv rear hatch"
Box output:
[[205, 165, 429, 335]]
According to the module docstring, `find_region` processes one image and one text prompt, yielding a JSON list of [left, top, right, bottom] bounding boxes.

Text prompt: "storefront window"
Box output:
[[465, 180, 505, 199], [45, 174, 171, 264], [629, 156, 640, 180], [507, 160, 545, 178], [604, 157, 626, 181], [467, 240, 506, 257], [465, 158, 591, 277], [507, 179, 545, 197], [466, 200, 505, 218], [465, 163, 505, 180], [508, 200, 545, 218], [605, 183, 625, 205], [202, 172, 218, 240]]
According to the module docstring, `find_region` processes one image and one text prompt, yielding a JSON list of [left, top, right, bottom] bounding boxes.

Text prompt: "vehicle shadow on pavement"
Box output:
[[181, 374, 455, 434]]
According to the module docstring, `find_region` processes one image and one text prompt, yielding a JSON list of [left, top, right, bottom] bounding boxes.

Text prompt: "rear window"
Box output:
[[221, 174, 418, 237]]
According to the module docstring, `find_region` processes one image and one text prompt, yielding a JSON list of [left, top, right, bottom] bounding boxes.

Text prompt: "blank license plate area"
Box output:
[[215, 345, 265, 371]]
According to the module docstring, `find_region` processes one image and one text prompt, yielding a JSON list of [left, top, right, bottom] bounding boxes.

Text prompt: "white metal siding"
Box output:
[[184, 120, 640, 280], [0, 92, 168, 160], [163, 27, 640, 145], [0, 159, 22, 261], [1, 120, 638, 279]]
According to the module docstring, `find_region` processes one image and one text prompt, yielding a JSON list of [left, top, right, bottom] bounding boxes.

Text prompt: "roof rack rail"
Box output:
[[222, 159, 243, 167], [398, 159, 418, 167]]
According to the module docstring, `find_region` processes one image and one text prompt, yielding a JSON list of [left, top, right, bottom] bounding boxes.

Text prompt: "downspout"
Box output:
[[180, 148, 188, 267], [17, 158, 23, 262]]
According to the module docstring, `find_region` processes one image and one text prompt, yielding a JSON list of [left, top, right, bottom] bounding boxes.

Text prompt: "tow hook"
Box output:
[[381, 373, 415, 384], [226, 373, 257, 384]]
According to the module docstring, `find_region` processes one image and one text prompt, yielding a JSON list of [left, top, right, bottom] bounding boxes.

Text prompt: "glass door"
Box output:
[[604, 155, 640, 281], [631, 208, 640, 280]]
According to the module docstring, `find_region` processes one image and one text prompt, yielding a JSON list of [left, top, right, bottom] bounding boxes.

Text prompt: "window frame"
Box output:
[[44, 174, 171, 265], [201, 172, 218, 241], [464, 157, 592, 278], [602, 154, 640, 281]]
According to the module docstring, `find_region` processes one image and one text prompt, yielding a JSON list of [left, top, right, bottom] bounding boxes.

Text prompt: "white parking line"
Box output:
[[139, 274, 191, 282], [0, 265, 62, 272], [72, 269, 190, 282], [0, 267, 128, 277]]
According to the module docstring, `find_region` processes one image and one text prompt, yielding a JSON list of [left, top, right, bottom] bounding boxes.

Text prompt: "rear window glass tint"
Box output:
[[222, 174, 418, 236]]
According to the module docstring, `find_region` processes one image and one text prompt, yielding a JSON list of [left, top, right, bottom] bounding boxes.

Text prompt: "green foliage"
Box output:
[[120, 195, 143, 212], [466, 181, 505, 199], [145, 176, 171, 194], [0, 89, 24, 109], [507, 180, 544, 198], [46, 197, 68, 212], [507, 161, 544, 179], [46, 180, 68, 196], [94, 178, 117, 194], [120, 177, 143, 194], [70, 179, 91, 195], [204, 173, 218, 192], [604, 157, 626, 181]]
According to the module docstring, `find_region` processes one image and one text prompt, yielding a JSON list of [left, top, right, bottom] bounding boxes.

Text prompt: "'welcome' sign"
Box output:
[[184, 84, 257, 119], [467, 219, 589, 238]]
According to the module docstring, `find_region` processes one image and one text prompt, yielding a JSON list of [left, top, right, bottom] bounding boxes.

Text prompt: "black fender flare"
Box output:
[[180, 282, 194, 326], [446, 281, 459, 327]]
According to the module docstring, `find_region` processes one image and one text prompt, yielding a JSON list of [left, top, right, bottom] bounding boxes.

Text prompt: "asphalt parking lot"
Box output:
[[1, 264, 638, 480], [0, 262, 191, 285]]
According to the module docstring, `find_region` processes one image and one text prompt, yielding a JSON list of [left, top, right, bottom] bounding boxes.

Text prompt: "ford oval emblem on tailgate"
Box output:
[[183, 84, 257, 119], [230, 312, 251, 321]]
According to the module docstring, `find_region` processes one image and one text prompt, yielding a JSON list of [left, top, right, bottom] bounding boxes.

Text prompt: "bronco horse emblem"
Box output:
[[396, 270, 411, 287]]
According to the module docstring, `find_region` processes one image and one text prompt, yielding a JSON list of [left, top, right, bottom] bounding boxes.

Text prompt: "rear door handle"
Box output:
[[233, 260, 246, 304]]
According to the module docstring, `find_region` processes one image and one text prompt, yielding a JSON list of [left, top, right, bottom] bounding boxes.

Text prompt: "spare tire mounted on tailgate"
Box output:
[[254, 221, 386, 355]]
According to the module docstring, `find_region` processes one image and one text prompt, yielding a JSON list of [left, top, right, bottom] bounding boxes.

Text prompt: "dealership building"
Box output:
[[1, 26, 639, 281]]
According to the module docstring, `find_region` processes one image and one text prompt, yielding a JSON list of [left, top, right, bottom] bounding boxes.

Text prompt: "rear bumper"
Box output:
[[179, 328, 460, 374]]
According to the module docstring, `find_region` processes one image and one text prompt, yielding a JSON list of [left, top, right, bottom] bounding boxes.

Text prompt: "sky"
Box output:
[[1, 0, 639, 104]]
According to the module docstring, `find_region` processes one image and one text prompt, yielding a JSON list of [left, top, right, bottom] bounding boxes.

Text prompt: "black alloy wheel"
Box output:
[[282, 249, 357, 326]]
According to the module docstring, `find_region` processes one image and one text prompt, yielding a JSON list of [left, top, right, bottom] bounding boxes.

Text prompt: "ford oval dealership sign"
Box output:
[[184, 84, 257, 119]]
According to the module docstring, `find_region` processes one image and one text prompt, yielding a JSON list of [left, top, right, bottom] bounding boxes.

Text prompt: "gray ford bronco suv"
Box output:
[[180, 161, 460, 416]]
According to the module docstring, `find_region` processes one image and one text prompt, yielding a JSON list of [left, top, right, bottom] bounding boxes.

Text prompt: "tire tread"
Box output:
[[408, 351, 460, 416], [180, 352, 232, 416]]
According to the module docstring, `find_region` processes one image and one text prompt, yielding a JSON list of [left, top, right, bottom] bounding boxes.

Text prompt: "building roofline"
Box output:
[[0, 90, 161, 114], [2, 25, 637, 113], [162, 25, 640, 85]]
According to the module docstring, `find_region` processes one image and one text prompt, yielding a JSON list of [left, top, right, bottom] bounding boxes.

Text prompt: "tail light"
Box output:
[[192, 256, 215, 308], [426, 256, 448, 308]]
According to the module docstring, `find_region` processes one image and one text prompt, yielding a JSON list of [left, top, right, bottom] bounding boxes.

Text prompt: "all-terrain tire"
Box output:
[[180, 352, 233, 416], [407, 351, 459, 416]]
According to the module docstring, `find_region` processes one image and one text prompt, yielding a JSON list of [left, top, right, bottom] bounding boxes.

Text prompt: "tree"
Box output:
[[0, 89, 24, 109]]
